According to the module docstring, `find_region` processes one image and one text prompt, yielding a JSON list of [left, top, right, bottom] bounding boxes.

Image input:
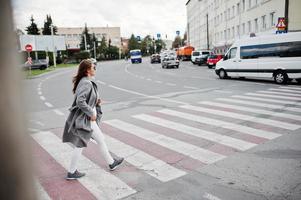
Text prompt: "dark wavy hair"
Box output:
[[72, 59, 92, 94]]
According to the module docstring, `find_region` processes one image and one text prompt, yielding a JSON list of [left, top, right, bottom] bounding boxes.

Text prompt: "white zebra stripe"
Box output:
[[269, 88, 301, 94], [53, 109, 64, 116], [216, 97, 301, 113], [158, 109, 281, 140], [35, 180, 51, 200], [198, 101, 301, 121], [104, 134, 186, 182], [232, 95, 301, 106], [32, 131, 136, 200], [246, 93, 301, 101], [181, 105, 300, 130], [104, 119, 226, 164], [258, 90, 301, 97], [134, 114, 256, 151], [279, 86, 301, 91]]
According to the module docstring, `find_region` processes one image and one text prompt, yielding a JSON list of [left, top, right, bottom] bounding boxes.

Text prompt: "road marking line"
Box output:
[[30, 120, 45, 127], [96, 80, 106, 85], [166, 83, 176, 86], [269, 88, 301, 94], [38, 91, 42, 95], [53, 109, 64, 116], [44, 102, 53, 108], [155, 81, 162, 84], [233, 95, 301, 106], [280, 86, 301, 91], [159, 109, 281, 140], [104, 134, 187, 182], [182, 104, 300, 130], [258, 90, 301, 97], [217, 97, 301, 113], [40, 96, 46, 101], [108, 84, 218, 105], [134, 114, 256, 151], [203, 193, 222, 200], [199, 101, 301, 121], [183, 86, 199, 89], [32, 131, 136, 199], [246, 92, 301, 101], [105, 119, 226, 164]]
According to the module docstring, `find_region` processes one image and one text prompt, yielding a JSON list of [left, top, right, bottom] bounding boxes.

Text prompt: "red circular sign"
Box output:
[[25, 44, 33, 52]]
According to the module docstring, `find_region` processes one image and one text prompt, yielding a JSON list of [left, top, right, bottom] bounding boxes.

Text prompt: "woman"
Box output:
[[63, 59, 123, 180]]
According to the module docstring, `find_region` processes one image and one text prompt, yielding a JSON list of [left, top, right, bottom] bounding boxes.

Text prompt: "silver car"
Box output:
[[22, 59, 49, 70], [161, 54, 179, 69]]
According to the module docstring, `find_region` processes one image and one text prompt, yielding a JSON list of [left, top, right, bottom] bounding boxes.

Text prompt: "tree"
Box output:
[[172, 36, 182, 49], [128, 34, 140, 51], [26, 16, 40, 35], [106, 45, 119, 60], [42, 15, 57, 35], [141, 35, 153, 56], [155, 39, 165, 53], [91, 33, 98, 57], [80, 24, 93, 51], [97, 36, 107, 59]]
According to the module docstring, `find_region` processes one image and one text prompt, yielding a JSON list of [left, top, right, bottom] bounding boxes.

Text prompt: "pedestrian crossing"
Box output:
[[32, 86, 301, 199]]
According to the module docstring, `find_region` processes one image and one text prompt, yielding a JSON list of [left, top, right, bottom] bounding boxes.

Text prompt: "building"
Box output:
[[186, 0, 301, 54], [56, 26, 121, 50]]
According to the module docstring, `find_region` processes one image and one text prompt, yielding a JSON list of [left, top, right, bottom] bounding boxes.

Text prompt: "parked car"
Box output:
[[207, 54, 223, 68], [191, 50, 211, 64], [161, 53, 179, 68], [150, 54, 161, 63], [22, 59, 49, 70], [194, 51, 211, 66]]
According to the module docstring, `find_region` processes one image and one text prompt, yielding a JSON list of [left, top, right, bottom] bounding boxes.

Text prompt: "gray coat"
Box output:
[[62, 77, 102, 148]]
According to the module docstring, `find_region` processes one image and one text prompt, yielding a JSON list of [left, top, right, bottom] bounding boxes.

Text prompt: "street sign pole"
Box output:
[[25, 44, 33, 76]]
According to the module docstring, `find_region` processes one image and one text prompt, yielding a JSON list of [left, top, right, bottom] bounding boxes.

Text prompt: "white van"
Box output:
[[191, 50, 211, 64], [215, 32, 301, 84]]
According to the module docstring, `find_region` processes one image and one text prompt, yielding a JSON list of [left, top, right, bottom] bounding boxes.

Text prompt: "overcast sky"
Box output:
[[12, 0, 188, 40]]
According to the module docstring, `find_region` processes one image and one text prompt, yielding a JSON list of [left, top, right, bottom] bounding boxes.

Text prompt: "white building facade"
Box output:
[[56, 27, 121, 50], [186, 0, 294, 54]]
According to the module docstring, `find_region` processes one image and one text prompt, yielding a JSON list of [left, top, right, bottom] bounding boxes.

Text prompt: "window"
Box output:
[[237, 25, 240, 36], [232, 27, 235, 38], [232, 6, 235, 17], [237, 3, 240, 14], [270, 12, 275, 27], [242, 0, 245, 11], [249, 0, 252, 8], [248, 21, 251, 33], [262, 15, 266, 29], [240, 42, 301, 59], [254, 18, 258, 32], [229, 47, 237, 59], [242, 23, 245, 34]]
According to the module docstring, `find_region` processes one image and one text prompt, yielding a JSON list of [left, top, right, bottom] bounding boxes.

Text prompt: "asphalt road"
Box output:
[[24, 58, 301, 200]]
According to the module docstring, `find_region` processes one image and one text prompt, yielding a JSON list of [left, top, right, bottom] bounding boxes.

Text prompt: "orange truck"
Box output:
[[176, 46, 195, 61]]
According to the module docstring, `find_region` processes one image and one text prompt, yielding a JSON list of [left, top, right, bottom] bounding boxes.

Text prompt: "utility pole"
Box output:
[[51, 25, 56, 68], [284, 0, 289, 32], [93, 41, 96, 59], [206, 13, 209, 50]]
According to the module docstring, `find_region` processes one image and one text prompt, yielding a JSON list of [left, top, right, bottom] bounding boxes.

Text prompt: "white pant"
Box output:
[[69, 110, 114, 173]]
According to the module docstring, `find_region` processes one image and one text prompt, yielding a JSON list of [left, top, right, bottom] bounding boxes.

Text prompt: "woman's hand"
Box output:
[[90, 115, 97, 121]]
